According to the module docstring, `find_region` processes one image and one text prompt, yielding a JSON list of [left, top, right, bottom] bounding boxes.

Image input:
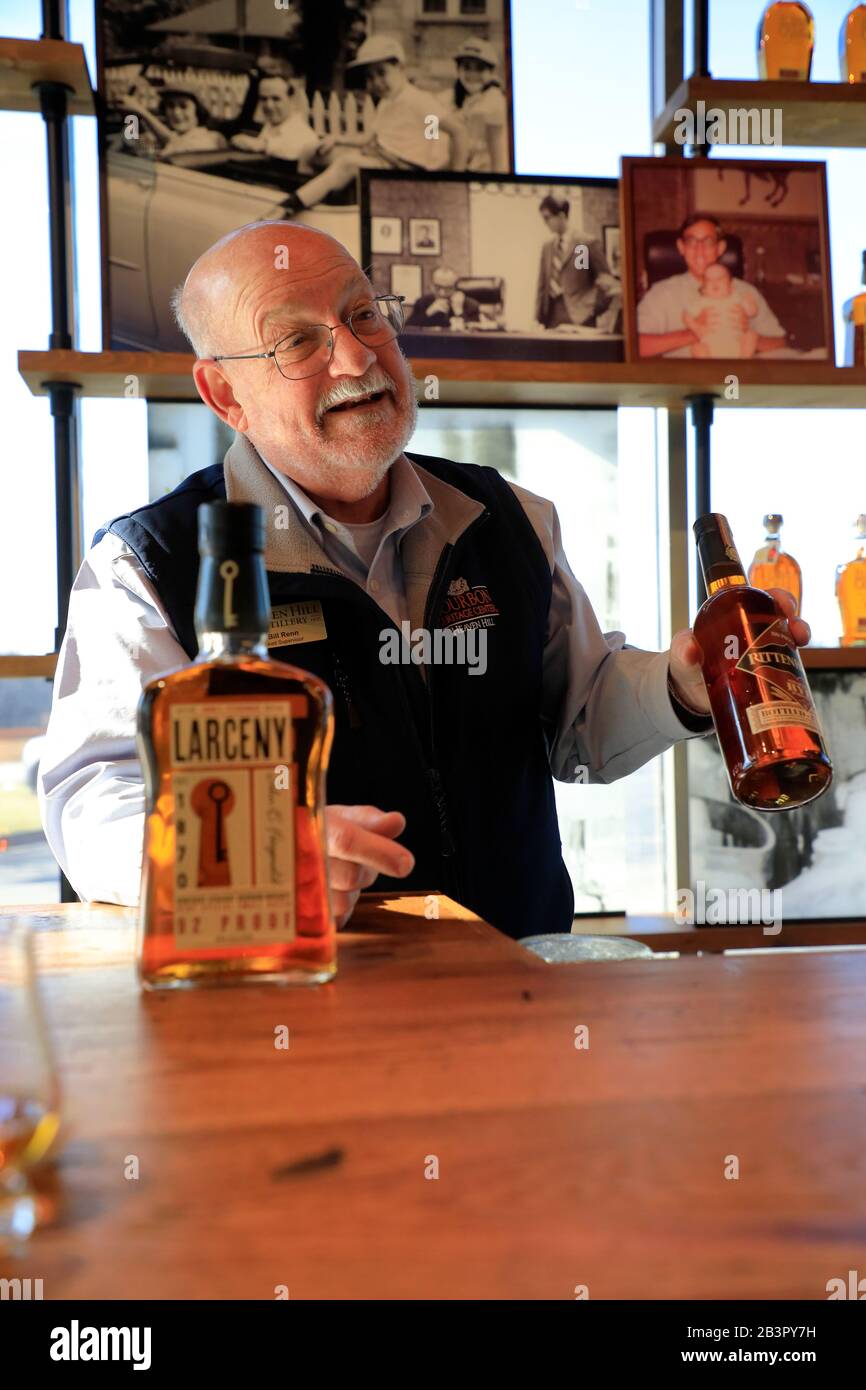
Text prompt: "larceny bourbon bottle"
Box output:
[[137, 502, 335, 987], [693, 513, 832, 811]]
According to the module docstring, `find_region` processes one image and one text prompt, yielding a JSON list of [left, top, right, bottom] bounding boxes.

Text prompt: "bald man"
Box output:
[[38, 222, 810, 937]]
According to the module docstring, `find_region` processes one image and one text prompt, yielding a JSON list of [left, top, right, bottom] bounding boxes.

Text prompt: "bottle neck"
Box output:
[[197, 631, 270, 661], [194, 550, 271, 659], [707, 573, 748, 596], [696, 515, 749, 597]]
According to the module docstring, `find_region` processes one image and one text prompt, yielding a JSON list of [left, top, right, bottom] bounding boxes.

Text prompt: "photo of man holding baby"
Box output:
[[621, 157, 835, 364], [637, 213, 785, 360]]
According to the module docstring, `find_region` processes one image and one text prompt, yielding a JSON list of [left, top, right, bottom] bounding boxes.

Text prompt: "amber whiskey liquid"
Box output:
[[0, 1096, 60, 1171], [693, 513, 832, 811], [758, 1, 815, 79], [835, 515, 866, 646], [136, 502, 335, 988], [748, 513, 802, 614], [841, 4, 866, 81]]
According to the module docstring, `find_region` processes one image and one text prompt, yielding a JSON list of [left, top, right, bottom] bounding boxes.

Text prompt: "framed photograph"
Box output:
[[95, 0, 515, 351], [409, 217, 441, 256], [603, 224, 621, 280], [688, 651, 866, 922], [390, 263, 423, 305], [361, 170, 624, 363], [620, 155, 834, 364], [371, 216, 402, 255]]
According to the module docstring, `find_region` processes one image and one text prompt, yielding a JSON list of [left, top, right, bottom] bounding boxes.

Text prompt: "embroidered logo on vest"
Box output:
[[441, 577, 500, 631]]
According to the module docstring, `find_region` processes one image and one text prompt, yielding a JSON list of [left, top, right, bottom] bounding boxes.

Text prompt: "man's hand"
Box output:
[[668, 588, 811, 717], [325, 805, 414, 929], [691, 305, 722, 338]]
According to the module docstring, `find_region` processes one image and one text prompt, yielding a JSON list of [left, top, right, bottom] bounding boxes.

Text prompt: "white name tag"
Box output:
[[267, 600, 328, 648]]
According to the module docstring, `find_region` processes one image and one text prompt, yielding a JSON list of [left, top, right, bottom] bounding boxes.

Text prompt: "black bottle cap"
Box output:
[[693, 512, 735, 546], [198, 501, 265, 556]]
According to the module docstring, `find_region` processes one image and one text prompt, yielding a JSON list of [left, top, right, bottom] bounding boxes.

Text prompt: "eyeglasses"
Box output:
[[681, 235, 719, 249], [211, 295, 405, 381]]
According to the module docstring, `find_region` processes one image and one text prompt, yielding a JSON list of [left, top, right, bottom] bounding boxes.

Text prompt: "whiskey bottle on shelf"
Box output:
[[841, 3, 866, 81], [843, 250, 866, 365], [693, 513, 832, 811], [835, 514, 866, 646], [758, 2, 815, 79], [748, 513, 802, 615], [137, 501, 335, 989]]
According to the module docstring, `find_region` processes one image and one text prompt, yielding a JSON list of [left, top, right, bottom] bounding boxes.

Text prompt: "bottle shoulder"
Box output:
[[694, 583, 783, 634], [141, 655, 333, 708]]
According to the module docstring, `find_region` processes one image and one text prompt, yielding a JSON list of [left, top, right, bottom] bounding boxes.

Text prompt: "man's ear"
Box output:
[[716, 238, 727, 258], [192, 360, 249, 432]]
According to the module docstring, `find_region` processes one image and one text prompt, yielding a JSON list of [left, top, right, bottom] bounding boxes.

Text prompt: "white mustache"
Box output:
[[316, 370, 397, 424]]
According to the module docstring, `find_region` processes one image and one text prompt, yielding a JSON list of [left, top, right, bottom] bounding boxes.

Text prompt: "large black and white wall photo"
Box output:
[[97, 0, 514, 351]]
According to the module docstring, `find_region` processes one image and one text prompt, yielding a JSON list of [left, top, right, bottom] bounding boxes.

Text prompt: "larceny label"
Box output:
[[735, 619, 822, 738], [169, 700, 297, 948]]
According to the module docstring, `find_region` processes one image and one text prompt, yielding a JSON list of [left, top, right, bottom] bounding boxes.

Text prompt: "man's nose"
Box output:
[[327, 322, 377, 376]]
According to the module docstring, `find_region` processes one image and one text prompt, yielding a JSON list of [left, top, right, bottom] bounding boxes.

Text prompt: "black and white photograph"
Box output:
[[97, 0, 514, 350], [362, 171, 624, 362], [603, 223, 621, 280], [621, 155, 835, 363], [689, 665, 866, 921], [409, 216, 441, 255], [370, 213, 402, 254]]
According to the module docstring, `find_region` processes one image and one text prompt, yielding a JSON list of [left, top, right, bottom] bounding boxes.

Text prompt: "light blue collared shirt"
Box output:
[[260, 452, 433, 628]]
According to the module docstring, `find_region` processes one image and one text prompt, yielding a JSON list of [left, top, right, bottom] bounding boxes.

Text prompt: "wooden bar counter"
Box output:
[[2, 895, 866, 1300]]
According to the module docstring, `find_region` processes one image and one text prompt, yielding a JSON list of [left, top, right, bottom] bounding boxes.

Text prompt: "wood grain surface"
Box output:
[[2, 895, 866, 1300], [18, 348, 866, 409]]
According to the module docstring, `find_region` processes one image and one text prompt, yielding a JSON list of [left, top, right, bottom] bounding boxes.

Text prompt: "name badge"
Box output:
[[267, 600, 328, 649]]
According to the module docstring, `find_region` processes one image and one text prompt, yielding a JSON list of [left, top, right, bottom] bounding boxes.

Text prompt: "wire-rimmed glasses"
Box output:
[[211, 294, 405, 381]]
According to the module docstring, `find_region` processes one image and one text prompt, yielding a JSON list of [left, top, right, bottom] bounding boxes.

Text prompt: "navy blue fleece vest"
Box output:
[[94, 452, 574, 939]]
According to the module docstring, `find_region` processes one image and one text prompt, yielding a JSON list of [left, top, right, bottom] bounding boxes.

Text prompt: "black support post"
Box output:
[[687, 394, 716, 607], [38, 0, 79, 902], [693, 0, 710, 77]]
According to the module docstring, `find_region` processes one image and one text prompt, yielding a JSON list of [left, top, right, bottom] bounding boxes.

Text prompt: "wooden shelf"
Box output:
[[0, 37, 94, 116], [0, 653, 57, 678], [802, 647, 866, 669], [653, 75, 866, 148], [17, 349, 866, 409]]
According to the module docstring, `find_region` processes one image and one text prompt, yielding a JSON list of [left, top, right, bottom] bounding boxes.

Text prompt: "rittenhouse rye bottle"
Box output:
[[136, 502, 335, 988], [693, 514, 832, 811]]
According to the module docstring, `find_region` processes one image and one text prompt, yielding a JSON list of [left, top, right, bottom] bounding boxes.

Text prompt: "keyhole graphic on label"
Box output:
[[220, 559, 239, 629], [191, 778, 236, 887]]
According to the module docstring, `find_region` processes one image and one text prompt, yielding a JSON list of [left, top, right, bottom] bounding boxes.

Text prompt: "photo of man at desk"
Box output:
[[366, 173, 626, 362]]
